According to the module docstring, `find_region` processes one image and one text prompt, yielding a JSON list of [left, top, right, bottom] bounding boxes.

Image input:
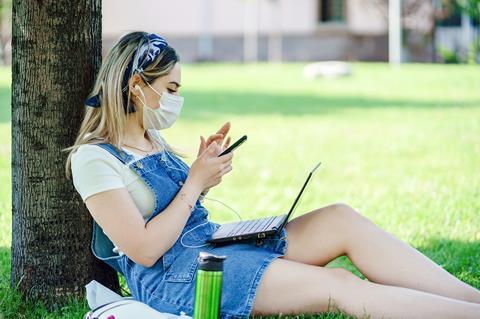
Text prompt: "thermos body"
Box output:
[[193, 251, 227, 319]]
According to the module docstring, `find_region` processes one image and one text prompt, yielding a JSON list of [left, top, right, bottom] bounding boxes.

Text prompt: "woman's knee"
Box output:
[[251, 258, 366, 317], [321, 202, 373, 229]]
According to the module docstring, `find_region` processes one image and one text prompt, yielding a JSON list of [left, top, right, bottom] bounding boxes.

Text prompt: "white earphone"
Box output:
[[134, 84, 144, 100]]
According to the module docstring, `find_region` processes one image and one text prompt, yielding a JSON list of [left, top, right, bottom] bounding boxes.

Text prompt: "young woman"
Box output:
[[64, 31, 480, 319]]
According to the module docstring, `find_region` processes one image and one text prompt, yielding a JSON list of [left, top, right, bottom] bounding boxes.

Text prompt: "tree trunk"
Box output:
[[11, 0, 120, 310]]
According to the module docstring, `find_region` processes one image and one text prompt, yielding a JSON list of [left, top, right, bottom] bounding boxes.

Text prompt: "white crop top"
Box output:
[[71, 143, 158, 256], [71, 144, 156, 219]]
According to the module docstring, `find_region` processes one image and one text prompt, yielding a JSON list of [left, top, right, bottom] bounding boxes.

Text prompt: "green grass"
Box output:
[[1, 62, 479, 318]]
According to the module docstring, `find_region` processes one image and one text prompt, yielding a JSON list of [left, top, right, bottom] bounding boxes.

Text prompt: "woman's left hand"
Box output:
[[197, 121, 232, 195], [197, 121, 232, 158]]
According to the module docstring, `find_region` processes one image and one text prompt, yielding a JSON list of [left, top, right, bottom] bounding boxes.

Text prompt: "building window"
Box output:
[[436, 1, 479, 27], [437, 1, 462, 27], [318, 0, 345, 23]]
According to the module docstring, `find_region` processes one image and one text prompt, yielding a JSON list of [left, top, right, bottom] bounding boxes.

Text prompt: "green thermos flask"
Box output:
[[193, 251, 227, 319]]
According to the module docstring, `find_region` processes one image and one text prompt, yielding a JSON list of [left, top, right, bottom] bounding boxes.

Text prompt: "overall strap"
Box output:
[[96, 142, 134, 165]]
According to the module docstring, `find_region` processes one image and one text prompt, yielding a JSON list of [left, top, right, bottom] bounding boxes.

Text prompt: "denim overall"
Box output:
[[90, 142, 288, 319]]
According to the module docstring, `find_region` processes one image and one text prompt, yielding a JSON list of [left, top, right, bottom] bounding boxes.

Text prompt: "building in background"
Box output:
[[0, 0, 477, 64], [434, 0, 479, 63], [102, 0, 392, 62]]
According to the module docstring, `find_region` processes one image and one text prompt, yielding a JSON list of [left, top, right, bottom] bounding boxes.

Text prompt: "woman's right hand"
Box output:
[[188, 141, 234, 191]]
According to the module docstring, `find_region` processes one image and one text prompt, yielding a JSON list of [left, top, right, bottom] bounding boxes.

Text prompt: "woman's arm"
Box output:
[[141, 176, 203, 264], [85, 142, 232, 268], [85, 175, 203, 268]]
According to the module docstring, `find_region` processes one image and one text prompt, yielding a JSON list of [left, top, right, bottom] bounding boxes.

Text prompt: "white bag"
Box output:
[[83, 280, 192, 319]]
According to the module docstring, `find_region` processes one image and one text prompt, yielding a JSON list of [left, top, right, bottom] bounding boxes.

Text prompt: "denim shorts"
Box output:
[[120, 222, 288, 319]]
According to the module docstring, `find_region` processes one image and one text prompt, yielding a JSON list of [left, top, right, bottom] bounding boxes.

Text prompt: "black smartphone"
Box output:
[[218, 135, 247, 157]]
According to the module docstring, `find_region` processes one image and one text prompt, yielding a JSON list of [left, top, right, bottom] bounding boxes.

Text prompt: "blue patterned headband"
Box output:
[[85, 33, 168, 113]]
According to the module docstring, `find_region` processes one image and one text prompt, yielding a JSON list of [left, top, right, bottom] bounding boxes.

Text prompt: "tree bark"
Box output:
[[11, 0, 120, 310]]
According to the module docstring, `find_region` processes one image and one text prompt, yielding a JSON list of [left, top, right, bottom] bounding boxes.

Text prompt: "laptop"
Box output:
[[207, 161, 321, 245]]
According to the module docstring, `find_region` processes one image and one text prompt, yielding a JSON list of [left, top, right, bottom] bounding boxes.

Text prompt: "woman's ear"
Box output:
[[128, 74, 143, 98]]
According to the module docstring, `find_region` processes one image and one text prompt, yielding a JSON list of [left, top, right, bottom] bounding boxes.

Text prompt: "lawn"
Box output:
[[0, 62, 479, 318]]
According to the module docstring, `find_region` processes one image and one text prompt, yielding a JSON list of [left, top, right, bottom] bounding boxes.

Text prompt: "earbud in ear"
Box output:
[[134, 85, 141, 91]]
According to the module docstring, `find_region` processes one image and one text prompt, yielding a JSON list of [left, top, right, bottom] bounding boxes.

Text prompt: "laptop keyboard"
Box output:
[[225, 216, 278, 237]]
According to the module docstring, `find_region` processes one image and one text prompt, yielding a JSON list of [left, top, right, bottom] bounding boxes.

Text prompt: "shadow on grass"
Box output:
[[326, 237, 480, 289], [2, 89, 478, 124], [253, 237, 480, 318], [0, 237, 479, 318], [179, 91, 480, 119], [415, 237, 480, 289], [0, 246, 89, 319]]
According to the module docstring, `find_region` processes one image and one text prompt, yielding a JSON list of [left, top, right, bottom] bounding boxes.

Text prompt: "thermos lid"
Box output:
[[197, 251, 227, 271]]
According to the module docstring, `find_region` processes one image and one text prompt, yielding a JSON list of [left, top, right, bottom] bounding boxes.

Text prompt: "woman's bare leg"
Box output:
[[251, 258, 480, 318], [282, 203, 480, 304]]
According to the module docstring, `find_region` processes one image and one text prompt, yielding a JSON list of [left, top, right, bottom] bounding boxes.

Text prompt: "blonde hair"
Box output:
[[63, 31, 187, 179]]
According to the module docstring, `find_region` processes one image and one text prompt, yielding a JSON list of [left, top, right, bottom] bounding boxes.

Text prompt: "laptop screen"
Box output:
[[277, 161, 321, 231]]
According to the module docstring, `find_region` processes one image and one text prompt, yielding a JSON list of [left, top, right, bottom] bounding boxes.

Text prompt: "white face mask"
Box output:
[[136, 82, 184, 130]]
